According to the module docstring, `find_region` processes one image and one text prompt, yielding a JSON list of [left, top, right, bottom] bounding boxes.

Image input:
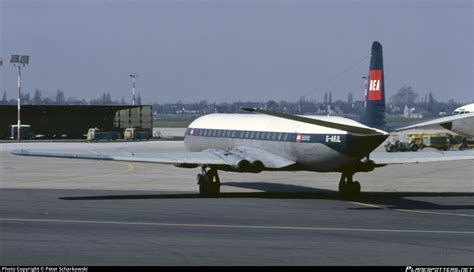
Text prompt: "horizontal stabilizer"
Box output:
[[242, 108, 384, 135]]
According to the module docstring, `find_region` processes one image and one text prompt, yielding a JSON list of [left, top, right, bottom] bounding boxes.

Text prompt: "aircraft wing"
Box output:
[[394, 112, 474, 136], [11, 147, 296, 170], [370, 150, 474, 165], [11, 149, 227, 166]]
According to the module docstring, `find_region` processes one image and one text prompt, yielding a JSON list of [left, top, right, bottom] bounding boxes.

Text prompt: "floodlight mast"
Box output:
[[129, 74, 138, 106], [10, 54, 29, 142], [362, 75, 368, 109]]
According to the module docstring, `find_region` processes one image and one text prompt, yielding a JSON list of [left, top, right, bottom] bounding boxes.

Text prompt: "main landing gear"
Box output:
[[338, 172, 361, 198], [197, 167, 221, 197]]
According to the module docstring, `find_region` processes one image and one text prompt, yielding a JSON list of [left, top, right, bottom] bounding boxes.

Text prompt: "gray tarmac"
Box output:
[[0, 141, 473, 265]]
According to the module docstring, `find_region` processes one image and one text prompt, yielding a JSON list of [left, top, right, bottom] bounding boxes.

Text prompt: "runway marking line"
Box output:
[[349, 201, 383, 209], [350, 201, 473, 218], [394, 209, 474, 218], [0, 217, 472, 235]]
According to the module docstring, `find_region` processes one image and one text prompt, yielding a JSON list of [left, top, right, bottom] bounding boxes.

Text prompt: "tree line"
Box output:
[[0, 87, 467, 118], [0, 89, 141, 106]]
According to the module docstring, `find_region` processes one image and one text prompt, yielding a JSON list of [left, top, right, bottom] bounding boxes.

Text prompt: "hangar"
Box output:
[[0, 105, 152, 139]]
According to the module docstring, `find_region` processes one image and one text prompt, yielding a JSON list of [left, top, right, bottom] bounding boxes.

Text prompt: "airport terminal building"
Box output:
[[0, 105, 152, 139]]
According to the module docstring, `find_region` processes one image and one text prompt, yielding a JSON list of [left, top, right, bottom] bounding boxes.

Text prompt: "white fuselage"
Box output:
[[451, 115, 474, 137], [183, 114, 387, 172], [451, 103, 474, 137]]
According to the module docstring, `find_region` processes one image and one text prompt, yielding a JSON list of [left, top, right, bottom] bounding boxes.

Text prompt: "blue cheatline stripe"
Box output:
[[185, 128, 347, 146]]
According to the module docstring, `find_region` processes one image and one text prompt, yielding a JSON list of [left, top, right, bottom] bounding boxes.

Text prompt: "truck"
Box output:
[[123, 128, 152, 141], [384, 133, 421, 152], [385, 132, 454, 152], [9, 124, 34, 140], [421, 133, 450, 151], [86, 128, 120, 141]]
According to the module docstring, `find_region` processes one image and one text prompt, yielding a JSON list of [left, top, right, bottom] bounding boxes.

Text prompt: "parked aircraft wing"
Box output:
[[394, 112, 474, 137], [242, 108, 384, 135], [370, 150, 474, 165]]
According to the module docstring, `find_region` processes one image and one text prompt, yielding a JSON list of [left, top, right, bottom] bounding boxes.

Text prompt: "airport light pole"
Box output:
[[10, 54, 29, 142], [362, 75, 368, 108], [129, 74, 138, 105]]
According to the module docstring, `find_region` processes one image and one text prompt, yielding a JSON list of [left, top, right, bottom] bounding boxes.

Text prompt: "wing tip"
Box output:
[[242, 107, 256, 112], [11, 149, 28, 155]]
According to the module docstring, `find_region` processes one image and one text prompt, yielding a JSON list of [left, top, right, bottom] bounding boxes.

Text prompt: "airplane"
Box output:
[[11, 41, 474, 198], [395, 103, 474, 138]]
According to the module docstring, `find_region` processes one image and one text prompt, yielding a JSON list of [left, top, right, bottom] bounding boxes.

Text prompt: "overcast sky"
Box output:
[[1, 0, 472, 104]]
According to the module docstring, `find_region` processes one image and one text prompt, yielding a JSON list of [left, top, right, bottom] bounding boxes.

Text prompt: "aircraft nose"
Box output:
[[346, 133, 389, 158]]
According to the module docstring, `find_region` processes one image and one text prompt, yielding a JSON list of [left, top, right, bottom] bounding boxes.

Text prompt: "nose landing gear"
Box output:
[[338, 172, 361, 198]]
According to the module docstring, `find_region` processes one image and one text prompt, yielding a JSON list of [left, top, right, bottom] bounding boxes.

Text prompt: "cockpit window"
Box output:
[[453, 109, 470, 115]]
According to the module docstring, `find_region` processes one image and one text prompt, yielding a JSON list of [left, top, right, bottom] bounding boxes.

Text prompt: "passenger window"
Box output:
[[244, 131, 249, 138], [231, 130, 236, 138], [250, 131, 255, 139], [277, 133, 282, 141], [283, 133, 288, 141]]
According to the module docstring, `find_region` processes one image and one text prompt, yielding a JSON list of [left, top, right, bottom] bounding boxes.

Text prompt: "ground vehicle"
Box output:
[[385, 132, 453, 152], [86, 128, 120, 141], [421, 133, 450, 150], [9, 124, 33, 140], [123, 128, 152, 140], [384, 133, 421, 152]]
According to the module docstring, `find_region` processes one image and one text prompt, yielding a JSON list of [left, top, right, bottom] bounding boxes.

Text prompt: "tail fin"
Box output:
[[362, 41, 386, 129]]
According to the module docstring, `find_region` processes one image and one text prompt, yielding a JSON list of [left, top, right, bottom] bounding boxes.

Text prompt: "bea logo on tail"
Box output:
[[368, 70, 382, 101]]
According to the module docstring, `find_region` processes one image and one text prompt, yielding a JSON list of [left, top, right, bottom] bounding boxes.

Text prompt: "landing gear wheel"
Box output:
[[338, 179, 346, 195], [338, 173, 361, 198], [197, 174, 209, 195], [351, 181, 361, 196], [197, 169, 220, 197], [208, 180, 221, 196]]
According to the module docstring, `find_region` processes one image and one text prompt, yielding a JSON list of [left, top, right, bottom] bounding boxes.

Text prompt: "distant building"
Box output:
[[0, 105, 152, 139], [403, 104, 423, 118]]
